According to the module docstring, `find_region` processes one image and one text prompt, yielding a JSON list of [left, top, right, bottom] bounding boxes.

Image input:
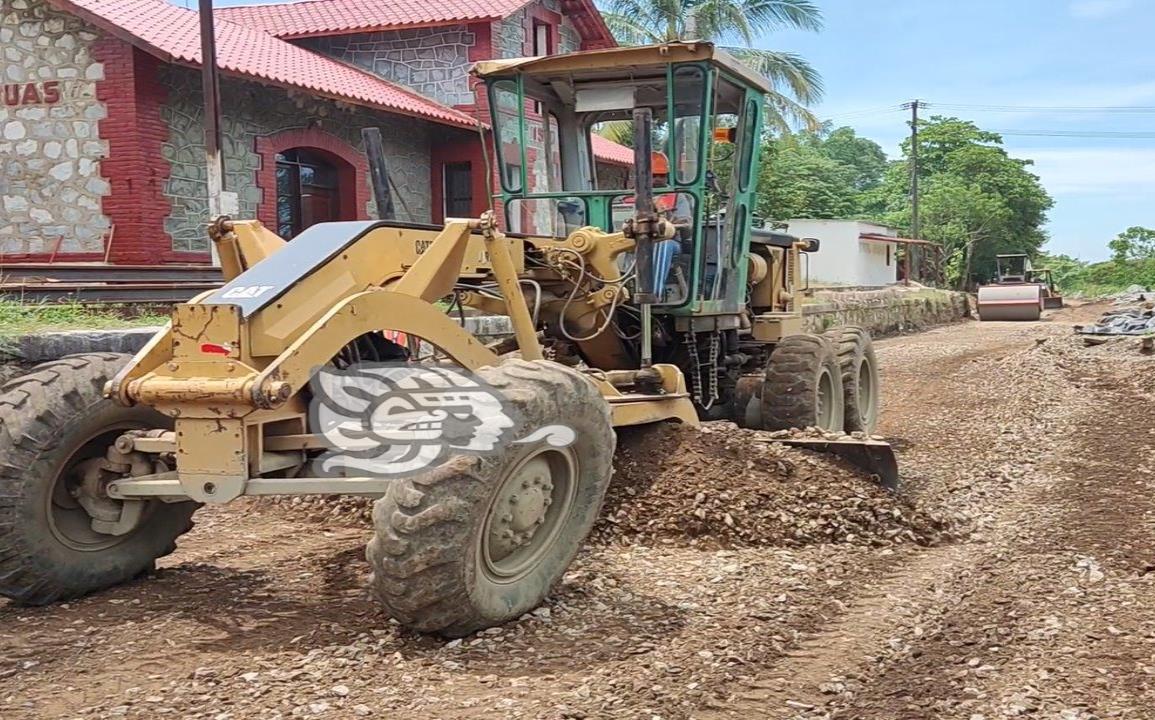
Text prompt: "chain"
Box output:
[[705, 331, 720, 410], [683, 325, 721, 411], [684, 322, 704, 406]]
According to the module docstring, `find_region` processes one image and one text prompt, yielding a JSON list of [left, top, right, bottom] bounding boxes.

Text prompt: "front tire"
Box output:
[[365, 359, 614, 637], [761, 334, 845, 432], [0, 354, 198, 605]]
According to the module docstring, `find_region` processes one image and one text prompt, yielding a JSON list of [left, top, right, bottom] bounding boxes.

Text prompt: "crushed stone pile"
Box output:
[[258, 493, 374, 525], [263, 423, 959, 549], [591, 422, 957, 549], [1107, 284, 1151, 304]]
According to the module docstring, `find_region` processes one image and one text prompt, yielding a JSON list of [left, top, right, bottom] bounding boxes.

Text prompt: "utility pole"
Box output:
[[903, 98, 921, 284], [908, 99, 920, 240], [199, 0, 226, 264]]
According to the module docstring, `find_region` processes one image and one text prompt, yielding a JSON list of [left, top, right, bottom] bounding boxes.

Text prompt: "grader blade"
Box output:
[[770, 438, 899, 491]]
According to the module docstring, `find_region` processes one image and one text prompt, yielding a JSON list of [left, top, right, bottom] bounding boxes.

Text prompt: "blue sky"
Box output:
[[765, 0, 1155, 261]]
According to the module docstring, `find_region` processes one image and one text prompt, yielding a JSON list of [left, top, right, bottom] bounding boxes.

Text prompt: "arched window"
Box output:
[[275, 148, 349, 239]]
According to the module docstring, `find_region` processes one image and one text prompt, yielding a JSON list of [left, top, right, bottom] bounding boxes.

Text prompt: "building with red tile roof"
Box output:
[[0, 0, 627, 264], [216, 0, 614, 46]]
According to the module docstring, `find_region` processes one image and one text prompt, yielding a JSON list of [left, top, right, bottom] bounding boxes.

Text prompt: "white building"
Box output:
[[784, 219, 902, 287]]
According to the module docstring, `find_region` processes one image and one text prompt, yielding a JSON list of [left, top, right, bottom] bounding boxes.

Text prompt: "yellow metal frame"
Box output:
[[108, 214, 697, 503]]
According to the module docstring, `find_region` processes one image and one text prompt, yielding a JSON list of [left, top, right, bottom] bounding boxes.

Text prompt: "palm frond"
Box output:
[[596, 120, 636, 146], [600, 12, 666, 45], [762, 91, 821, 133], [692, 0, 756, 45], [724, 47, 824, 104], [738, 0, 823, 32]]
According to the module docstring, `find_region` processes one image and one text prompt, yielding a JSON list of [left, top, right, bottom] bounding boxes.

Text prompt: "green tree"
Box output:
[[599, 0, 824, 130], [817, 126, 887, 191], [757, 140, 859, 218], [1108, 226, 1155, 262], [863, 117, 1053, 288], [1035, 252, 1092, 291], [755, 131, 869, 219]]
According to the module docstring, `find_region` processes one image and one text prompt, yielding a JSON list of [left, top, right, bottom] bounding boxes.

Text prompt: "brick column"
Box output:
[[92, 40, 174, 264]]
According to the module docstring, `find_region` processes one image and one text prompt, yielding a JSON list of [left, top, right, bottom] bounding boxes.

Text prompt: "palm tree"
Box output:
[[599, 0, 824, 130]]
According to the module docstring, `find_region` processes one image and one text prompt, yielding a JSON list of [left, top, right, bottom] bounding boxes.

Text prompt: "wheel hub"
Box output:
[[480, 448, 577, 582], [48, 433, 159, 550], [487, 457, 554, 559]]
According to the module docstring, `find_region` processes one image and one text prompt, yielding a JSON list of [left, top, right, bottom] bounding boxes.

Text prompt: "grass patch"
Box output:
[[0, 302, 168, 337]]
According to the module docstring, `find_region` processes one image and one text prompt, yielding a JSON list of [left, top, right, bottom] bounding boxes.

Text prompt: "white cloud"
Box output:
[[1015, 147, 1155, 195], [1069, 0, 1133, 19]]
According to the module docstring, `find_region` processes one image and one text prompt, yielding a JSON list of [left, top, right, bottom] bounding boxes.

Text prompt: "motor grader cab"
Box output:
[[0, 42, 893, 637]]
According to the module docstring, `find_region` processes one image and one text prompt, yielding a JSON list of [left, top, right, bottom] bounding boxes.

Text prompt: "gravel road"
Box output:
[[2, 304, 1152, 719]]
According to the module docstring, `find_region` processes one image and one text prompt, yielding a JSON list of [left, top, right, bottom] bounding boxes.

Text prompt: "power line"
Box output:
[[818, 105, 905, 121], [992, 129, 1155, 138], [926, 102, 1155, 114]]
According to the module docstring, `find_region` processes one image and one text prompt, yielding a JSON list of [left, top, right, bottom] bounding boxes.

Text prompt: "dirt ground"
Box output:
[[3, 302, 1154, 720]]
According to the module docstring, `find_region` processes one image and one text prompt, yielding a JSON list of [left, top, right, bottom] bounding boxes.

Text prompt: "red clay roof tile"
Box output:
[[52, 0, 478, 128], [216, 0, 530, 38]]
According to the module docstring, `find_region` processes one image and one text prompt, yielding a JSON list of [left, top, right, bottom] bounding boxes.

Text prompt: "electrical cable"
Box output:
[[818, 105, 905, 121], [926, 102, 1155, 114], [990, 129, 1155, 138]]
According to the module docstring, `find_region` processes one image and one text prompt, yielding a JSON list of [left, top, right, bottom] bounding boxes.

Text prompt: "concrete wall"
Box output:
[[0, 0, 109, 255], [787, 219, 899, 287], [158, 67, 438, 253]]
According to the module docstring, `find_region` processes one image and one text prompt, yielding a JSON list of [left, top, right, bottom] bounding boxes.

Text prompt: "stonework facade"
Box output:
[[0, 0, 109, 256], [299, 27, 476, 108], [500, 0, 583, 57], [159, 67, 442, 253], [2, 0, 615, 264]]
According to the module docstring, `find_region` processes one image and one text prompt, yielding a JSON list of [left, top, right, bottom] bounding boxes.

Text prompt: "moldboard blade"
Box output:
[[771, 438, 900, 491]]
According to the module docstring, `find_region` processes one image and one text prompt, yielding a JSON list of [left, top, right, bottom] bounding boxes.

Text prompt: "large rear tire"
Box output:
[[761, 334, 845, 432], [824, 326, 880, 434], [365, 359, 614, 637], [0, 354, 198, 605]]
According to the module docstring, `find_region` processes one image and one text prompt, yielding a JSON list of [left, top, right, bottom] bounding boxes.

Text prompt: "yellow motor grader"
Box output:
[[0, 42, 893, 636]]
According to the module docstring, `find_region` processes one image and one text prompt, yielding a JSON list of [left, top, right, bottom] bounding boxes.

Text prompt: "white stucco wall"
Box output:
[[785, 219, 898, 287]]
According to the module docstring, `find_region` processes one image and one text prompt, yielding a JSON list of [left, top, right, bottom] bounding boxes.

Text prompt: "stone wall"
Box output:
[[499, 0, 583, 56], [297, 27, 476, 108], [596, 163, 629, 190], [0, 0, 108, 255], [802, 286, 969, 337], [297, 0, 585, 112], [158, 67, 436, 253]]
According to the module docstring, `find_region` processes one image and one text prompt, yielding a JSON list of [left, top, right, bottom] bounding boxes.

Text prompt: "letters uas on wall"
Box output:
[[3, 81, 62, 107]]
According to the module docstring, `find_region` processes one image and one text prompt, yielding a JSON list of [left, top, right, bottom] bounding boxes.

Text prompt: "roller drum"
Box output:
[[977, 285, 1043, 321]]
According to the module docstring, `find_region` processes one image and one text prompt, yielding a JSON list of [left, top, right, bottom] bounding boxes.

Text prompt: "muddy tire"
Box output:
[[824, 326, 880, 434], [0, 354, 197, 605], [761, 334, 845, 432], [365, 359, 614, 637]]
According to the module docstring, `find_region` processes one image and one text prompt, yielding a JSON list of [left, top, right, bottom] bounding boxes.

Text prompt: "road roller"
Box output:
[[977, 253, 1047, 321]]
